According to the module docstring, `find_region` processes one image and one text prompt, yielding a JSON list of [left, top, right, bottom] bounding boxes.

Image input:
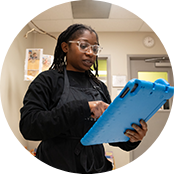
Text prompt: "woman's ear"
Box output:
[[61, 42, 69, 53]]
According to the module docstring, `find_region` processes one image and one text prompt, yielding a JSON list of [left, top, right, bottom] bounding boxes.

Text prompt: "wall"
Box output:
[[28, 32, 174, 171], [99, 33, 174, 171], [0, 0, 33, 162]]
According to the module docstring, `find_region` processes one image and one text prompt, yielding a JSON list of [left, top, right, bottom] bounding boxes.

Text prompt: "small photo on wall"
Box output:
[[24, 48, 43, 81], [42, 54, 54, 72]]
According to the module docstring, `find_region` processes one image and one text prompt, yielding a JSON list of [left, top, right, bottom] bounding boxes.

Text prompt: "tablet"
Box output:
[[81, 78, 174, 146]]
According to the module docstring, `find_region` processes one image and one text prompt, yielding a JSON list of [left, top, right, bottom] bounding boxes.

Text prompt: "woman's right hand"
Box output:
[[88, 101, 109, 119]]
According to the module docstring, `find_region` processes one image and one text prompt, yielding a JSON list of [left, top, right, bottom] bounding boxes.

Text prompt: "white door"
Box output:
[[129, 56, 174, 174]]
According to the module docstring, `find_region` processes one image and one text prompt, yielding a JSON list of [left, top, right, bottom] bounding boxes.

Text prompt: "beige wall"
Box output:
[[99, 32, 166, 168], [29, 32, 174, 171], [0, 0, 33, 162], [98, 32, 167, 100]]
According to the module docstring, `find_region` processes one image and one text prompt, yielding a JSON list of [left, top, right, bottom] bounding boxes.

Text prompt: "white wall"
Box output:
[[0, 0, 33, 162], [29, 32, 174, 171]]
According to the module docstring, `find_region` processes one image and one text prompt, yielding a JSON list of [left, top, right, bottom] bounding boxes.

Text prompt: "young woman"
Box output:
[[20, 24, 147, 173]]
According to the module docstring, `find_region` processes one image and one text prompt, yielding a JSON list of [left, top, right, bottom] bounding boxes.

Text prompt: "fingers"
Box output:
[[88, 101, 109, 119], [125, 120, 148, 142], [124, 130, 139, 143], [133, 122, 147, 138], [140, 119, 148, 131]]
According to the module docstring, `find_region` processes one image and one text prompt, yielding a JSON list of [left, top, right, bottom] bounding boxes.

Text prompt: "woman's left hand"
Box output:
[[124, 119, 148, 143]]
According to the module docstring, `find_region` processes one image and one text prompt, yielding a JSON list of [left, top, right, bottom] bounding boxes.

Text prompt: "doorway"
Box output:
[[128, 55, 173, 161], [97, 55, 111, 95]]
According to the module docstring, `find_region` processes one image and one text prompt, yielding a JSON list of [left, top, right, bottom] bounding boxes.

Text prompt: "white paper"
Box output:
[[112, 75, 127, 87]]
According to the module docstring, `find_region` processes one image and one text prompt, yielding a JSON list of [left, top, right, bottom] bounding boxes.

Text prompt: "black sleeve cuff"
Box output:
[[109, 140, 141, 151]]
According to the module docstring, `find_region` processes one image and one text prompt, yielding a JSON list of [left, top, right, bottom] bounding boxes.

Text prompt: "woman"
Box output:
[[20, 24, 147, 173]]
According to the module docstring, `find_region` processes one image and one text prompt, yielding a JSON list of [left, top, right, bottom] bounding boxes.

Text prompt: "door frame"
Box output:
[[127, 54, 171, 162], [98, 54, 112, 96], [127, 54, 170, 82]]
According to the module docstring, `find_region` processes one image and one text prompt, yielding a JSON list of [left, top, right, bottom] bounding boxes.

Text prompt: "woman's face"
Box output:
[[63, 30, 98, 72]]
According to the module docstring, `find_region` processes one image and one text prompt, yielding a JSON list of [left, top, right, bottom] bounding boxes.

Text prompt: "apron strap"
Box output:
[[57, 66, 69, 105], [89, 78, 110, 104]]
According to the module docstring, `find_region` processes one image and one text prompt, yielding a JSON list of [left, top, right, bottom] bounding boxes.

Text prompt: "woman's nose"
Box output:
[[85, 46, 94, 56]]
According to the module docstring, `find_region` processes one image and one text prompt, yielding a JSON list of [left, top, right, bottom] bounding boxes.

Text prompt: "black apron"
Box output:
[[59, 69, 110, 173], [36, 68, 112, 173]]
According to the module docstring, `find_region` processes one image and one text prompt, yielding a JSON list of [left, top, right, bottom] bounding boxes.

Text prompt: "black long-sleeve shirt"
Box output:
[[20, 69, 140, 172]]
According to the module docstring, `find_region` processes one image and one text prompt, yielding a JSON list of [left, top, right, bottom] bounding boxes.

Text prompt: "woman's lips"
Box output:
[[82, 59, 93, 67]]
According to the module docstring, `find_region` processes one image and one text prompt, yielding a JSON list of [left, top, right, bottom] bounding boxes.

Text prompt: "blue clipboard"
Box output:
[[81, 78, 174, 146]]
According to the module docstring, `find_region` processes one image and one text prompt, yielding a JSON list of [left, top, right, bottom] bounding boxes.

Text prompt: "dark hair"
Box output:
[[49, 24, 100, 84]]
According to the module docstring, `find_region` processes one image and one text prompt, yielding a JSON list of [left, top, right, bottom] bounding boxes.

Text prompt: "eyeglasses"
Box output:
[[69, 40, 103, 56]]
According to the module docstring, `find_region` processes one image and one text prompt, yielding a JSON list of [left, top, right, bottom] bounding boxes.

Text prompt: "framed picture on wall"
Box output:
[[24, 48, 43, 81]]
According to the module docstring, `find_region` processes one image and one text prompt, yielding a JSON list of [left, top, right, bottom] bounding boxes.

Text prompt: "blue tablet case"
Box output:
[[81, 78, 174, 146]]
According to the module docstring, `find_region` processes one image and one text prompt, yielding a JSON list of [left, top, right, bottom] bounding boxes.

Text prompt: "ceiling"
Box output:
[[28, 1, 153, 33]]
